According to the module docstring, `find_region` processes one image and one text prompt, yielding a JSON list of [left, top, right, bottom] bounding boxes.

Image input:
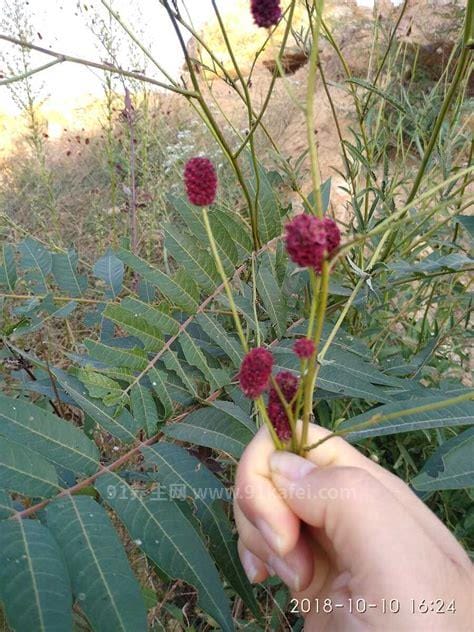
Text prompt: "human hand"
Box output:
[[234, 423, 473, 631]]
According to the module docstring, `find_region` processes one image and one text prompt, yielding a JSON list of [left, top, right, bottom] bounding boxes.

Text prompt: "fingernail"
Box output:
[[255, 518, 285, 555], [268, 555, 301, 592], [241, 548, 260, 583], [270, 451, 316, 481]]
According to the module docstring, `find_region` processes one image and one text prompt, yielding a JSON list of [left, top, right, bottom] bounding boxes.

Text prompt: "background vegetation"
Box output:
[[0, 0, 472, 630]]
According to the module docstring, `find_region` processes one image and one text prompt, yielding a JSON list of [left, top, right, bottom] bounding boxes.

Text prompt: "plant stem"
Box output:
[[306, 0, 325, 216], [202, 208, 248, 352], [303, 390, 474, 452]]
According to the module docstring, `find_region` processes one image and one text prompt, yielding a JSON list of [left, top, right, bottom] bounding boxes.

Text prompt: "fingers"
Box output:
[[235, 500, 314, 592], [235, 426, 300, 556], [303, 424, 471, 566], [237, 541, 268, 584], [269, 453, 445, 586]]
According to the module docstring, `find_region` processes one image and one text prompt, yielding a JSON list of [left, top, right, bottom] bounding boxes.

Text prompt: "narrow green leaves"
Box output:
[[104, 303, 164, 352], [93, 250, 124, 298], [131, 384, 160, 437], [411, 428, 474, 491], [0, 519, 72, 632], [163, 405, 254, 457], [18, 237, 51, 292], [51, 250, 87, 297], [149, 367, 174, 419], [47, 496, 147, 632], [0, 438, 60, 498], [0, 395, 99, 475], [96, 473, 234, 632], [257, 265, 287, 337], [142, 443, 260, 616], [195, 313, 243, 366], [0, 244, 17, 290]]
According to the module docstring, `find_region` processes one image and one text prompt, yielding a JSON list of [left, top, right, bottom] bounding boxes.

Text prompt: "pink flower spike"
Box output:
[[284, 214, 341, 272], [250, 0, 282, 28], [184, 157, 218, 206], [293, 338, 315, 359], [267, 370, 299, 441], [238, 347, 274, 399]]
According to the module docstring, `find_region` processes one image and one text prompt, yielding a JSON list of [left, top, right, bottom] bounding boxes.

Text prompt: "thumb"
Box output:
[[269, 451, 439, 584]]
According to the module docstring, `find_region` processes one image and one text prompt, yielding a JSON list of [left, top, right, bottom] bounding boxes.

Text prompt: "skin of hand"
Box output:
[[234, 423, 473, 631]]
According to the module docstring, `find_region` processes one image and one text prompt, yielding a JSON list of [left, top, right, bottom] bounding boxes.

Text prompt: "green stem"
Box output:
[[256, 397, 283, 450], [202, 208, 248, 352], [303, 391, 474, 452], [270, 375, 297, 452]]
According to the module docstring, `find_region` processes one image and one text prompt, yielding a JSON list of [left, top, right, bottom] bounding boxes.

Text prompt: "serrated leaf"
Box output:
[[257, 265, 287, 337], [180, 332, 229, 391], [104, 303, 164, 352], [93, 250, 124, 297], [0, 244, 17, 290], [131, 384, 160, 437], [18, 237, 51, 292], [340, 395, 474, 441], [149, 367, 174, 419], [95, 473, 234, 632], [162, 350, 198, 397], [164, 224, 219, 292], [0, 437, 60, 498], [411, 428, 474, 491], [142, 443, 260, 617], [207, 212, 239, 265], [0, 519, 72, 632], [85, 339, 149, 371], [210, 401, 256, 432], [117, 248, 198, 312], [47, 496, 147, 632], [51, 250, 87, 297], [0, 394, 99, 475], [121, 297, 180, 335], [456, 215, 474, 240], [75, 368, 124, 404], [195, 313, 243, 366], [246, 153, 281, 244], [163, 406, 254, 457], [213, 208, 253, 256], [54, 369, 140, 443], [170, 195, 235, 274], [10, 298, 77, 338]]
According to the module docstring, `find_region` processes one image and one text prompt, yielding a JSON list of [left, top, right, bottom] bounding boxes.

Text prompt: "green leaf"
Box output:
[[121, 297, 180, 336], [104, 303, 164, 352], [0, 244, 17, 290], [170, 196, 236, 273], [54, 370, 140, 443], [75, 368, 124, 406], [0, 394, 99, 475], [456, 215, 474, 241], [10, 297, 77, 338], [93, 250, 124, 297], [340, 395, 474, 441], [411, 428, 474, 491], [142, 443, 260, 617], [164, 224, 219, 292], [47, 496, 147, 632], [149, 367, 174, 420], [51, 250, 87, 297], [246, 153, 281, 243], [348, 77, 409, 115], [213, 208, 253, 256], [131, 384, 160, 437], [162, 350, 198, 398], [95, 473, 234, 632], [210, 401, 256, 433], [163, 405, 254, 457], [117, 248, 198, 312], [0, 437, 60, 498], [179, 332, 229, 391], [84, 339, 148, 371], [257, 265, 287, 337], [18, 237, 52, 292], [0, 519, 72, 632], [195, 313, 243, 366], [0, 488, 13, 518]]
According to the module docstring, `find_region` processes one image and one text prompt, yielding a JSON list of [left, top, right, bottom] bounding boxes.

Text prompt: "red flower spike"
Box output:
[[284, 214, 341, 272], [238, 347, 274, 399], [267, 370, 299, 441], [250, 0, 282, 28], [184, 157, 218, 206], [293, 338, 315, 359]]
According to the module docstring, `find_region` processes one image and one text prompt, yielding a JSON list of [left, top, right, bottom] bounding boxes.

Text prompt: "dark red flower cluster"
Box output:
[[184, 157, 218, 206], [284, 214, 341, 272], [250, 0, 282, 28], [293, 337, 315, 359], [267, 370, 299, 441], [238, 347, 273, 399]]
